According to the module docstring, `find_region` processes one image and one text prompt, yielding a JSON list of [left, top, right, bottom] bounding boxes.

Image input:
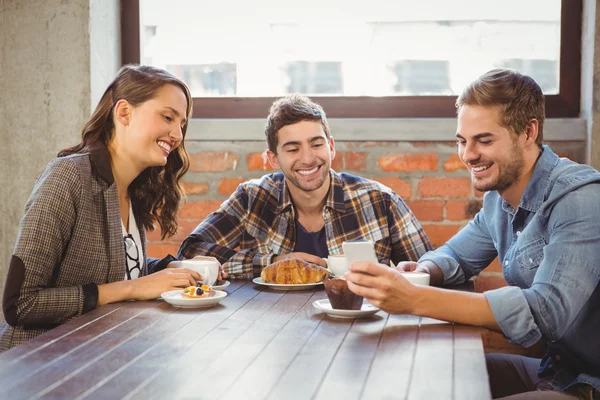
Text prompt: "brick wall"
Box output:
[[150, 139, 585, 284], [147, 139, 585, 354]]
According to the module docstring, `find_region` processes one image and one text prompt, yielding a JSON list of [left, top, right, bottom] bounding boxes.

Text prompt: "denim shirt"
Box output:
[[419, 146, 600, 392]]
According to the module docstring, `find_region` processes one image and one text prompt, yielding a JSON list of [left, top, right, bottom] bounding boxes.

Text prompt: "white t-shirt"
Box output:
[[121, 202, 144, 280]]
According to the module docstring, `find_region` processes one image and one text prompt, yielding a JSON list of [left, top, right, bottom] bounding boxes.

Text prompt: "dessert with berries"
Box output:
[[182, 283, 213, 299]]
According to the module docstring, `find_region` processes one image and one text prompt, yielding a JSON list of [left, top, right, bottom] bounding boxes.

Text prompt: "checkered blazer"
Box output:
[[178, 171, 432, 279], [0, 146, 161, 352]]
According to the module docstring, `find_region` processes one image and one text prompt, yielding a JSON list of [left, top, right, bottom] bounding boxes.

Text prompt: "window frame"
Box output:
[[121, 0, 581, 119]]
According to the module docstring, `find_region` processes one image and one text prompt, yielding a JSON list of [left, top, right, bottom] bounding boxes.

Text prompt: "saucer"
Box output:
[[312, 299, 380, 319], [161, 289, 227, 308], [212, 280, 231, 290]]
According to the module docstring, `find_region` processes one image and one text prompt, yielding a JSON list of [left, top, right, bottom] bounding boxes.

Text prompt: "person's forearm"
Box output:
[[417, 260, 445, 287], [412, 285, 500, 331], [97, 280, 135, 306]]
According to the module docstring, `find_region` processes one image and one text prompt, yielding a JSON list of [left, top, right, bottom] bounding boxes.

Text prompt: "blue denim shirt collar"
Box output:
[[500, 145, 559, 215], [519, 145, 559, 212]]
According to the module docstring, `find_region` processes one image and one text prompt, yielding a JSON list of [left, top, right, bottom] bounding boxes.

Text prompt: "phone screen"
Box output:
[[342, 240, 378, 265]]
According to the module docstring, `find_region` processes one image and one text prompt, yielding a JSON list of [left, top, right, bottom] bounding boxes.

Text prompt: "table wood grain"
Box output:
[[0, 281, 491, 400]]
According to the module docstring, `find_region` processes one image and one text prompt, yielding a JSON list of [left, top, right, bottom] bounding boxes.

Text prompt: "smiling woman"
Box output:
[[0, 65, 203, 352]]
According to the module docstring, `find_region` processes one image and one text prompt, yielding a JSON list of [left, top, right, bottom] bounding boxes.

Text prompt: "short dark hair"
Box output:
[[265, 94, 330, 153], [456, 69, 545, 147]]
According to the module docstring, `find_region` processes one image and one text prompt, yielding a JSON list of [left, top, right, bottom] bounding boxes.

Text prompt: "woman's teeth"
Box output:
[[297, 166, 318, 175], [158, 141, 171, 152]]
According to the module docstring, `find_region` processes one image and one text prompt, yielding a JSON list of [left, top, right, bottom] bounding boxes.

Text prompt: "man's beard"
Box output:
[[472, 144, 524, 192]]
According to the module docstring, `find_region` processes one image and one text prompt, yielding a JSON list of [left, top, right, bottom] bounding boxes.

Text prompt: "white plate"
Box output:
[[212, 280, 231, 290], [312, 299, 380, 319], [252, 277, 323, 291], [161, 289, 227, 308]]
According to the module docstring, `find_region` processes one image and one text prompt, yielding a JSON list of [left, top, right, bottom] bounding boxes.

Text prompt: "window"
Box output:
[[285, 61, 344, 95], [391, 60, 451, 95], [121, 0, 581, 118]]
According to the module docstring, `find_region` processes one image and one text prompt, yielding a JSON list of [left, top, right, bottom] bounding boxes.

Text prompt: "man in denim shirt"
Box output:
[[347, 69, 600, 399]]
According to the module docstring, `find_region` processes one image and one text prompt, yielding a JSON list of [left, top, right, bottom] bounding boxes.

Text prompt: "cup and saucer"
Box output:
[[162, 257, 229, 308]]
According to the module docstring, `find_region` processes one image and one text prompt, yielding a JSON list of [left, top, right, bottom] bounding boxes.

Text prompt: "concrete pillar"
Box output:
[[0, 0, 119, 311]]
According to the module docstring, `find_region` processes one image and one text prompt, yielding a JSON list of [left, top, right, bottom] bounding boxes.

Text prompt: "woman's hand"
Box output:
[[131, 268, 202, 300]]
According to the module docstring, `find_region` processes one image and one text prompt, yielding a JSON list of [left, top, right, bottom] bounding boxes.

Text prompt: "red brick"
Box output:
[[247, 152, 275, 171], [418, 177, 472, 198], [378, 153, 438, 172], [189, 152, 239, 172], [410, 141, 436, 148], [181, 182, 209, 195], [218, 178, 244, 196], [484, 257, 502, 273], [443, 154, 466, 172], [373, 177, 412, 198], [446, 200, 468, 221], [179, 200, 223, 219], [331, 152, 367, 172], [422, 224, 461, 248], [345, 141, 374, 148], [146, 218, 202, 242], [145, 224, 163, 242], [405, 200, 444, 222], [146, 243, 180, 258], [445, 199, 482, 221], [175, 219, 202, 240], [362, 141, 380, 148]]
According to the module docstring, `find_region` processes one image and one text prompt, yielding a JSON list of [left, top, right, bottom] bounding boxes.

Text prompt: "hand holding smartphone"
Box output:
[[342, 240, 378, 266]]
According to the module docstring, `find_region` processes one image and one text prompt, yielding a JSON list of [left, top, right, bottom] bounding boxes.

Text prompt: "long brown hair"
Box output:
[[59, 65, 192, 239], [456, 69, 545, 147]]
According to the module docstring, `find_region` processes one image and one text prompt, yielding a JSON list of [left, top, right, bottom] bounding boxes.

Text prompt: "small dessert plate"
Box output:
[[312, 299, 380, 319], [253, 277, 323, 291], [161, 289, 227, 308]]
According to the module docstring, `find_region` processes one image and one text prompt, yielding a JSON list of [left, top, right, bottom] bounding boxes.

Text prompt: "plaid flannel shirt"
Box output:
[[178, 170, 432, 279]]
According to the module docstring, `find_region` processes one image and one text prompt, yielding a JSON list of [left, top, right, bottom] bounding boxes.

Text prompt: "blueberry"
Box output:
[[196, 281, 203, 287], [195, 287, 204, 296]]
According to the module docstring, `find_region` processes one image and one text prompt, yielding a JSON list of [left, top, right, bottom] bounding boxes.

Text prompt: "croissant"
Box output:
[[261, 258, 329, 284]]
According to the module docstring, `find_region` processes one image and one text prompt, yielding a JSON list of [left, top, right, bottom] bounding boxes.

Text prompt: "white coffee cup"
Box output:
[[324, 255, 349, 277], [399, 272, 430, 286], [172, 259, 219, 285]]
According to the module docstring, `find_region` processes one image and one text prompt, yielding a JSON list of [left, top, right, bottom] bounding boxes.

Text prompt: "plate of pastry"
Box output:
[[161, 284, 227, 308], [252, 277, 323, 290], [254, 258, 330, 290]]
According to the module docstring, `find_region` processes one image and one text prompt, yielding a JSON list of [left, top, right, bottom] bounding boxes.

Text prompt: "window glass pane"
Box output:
[[140, 0, 561, 97]]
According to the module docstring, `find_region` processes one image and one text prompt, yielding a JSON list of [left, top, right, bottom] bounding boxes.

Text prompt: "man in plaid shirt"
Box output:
[[178, 95, 432, 278]]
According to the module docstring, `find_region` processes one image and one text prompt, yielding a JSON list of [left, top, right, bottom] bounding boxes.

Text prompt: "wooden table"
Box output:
[[0, 280, 491, 400]]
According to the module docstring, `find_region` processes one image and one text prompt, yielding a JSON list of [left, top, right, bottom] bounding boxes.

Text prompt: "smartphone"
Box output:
[[342, 240, 379, 266]]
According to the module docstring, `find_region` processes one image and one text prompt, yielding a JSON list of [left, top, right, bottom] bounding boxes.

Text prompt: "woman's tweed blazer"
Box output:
[[0, 146, 170, 352]]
